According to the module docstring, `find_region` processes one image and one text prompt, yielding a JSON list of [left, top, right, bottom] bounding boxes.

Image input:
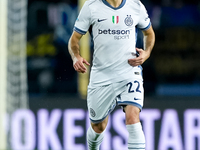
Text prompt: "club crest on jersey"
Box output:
[[90, 108, 96, 117], [124, 15, 133, 26], [112, 16, 119, 24]]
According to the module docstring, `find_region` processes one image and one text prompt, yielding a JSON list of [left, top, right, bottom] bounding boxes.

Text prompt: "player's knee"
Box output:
[[125, 105, 140, 125], [126, 115, 140, 125], [91, 117, 108, 133], [92, 122, 107, 133]]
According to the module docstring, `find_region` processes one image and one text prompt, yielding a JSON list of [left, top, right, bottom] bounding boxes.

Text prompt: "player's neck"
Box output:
[[106, 0, 123, 8]]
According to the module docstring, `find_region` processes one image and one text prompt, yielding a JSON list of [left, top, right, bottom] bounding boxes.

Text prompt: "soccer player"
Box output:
[[68, 0, 155, 149]]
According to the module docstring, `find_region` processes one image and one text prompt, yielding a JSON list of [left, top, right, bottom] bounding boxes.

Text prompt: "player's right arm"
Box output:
[[68, 31, 90, 73], [68, 1, 91, 73]]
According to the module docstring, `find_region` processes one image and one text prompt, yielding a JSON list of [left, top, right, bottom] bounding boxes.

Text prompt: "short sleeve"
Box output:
[[136, 1, 151, 31], [74, 1, 91, 35]]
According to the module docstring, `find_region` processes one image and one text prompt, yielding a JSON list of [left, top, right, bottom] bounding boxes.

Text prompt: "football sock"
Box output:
[[126, 122, 145, 150], [87, 125, 105, 150]]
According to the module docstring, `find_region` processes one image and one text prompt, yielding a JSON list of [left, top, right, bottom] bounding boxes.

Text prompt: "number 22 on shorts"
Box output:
[[127, 81, 141, 93]]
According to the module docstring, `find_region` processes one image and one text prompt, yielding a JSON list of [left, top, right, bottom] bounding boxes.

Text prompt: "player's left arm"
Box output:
[[128, 25, 155, 67]]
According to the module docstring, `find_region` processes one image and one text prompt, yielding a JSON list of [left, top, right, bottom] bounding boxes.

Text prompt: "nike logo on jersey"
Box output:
[[98, 19, 107, 22]]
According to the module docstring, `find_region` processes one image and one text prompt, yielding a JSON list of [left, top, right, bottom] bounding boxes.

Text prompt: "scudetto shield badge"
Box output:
[[124, 15, 133, 26]]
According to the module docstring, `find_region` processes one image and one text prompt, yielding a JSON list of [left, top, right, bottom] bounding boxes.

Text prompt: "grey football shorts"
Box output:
[[87, 78, 144, 123]]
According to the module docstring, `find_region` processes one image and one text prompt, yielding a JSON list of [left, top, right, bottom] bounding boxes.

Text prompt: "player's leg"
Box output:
[[87, 116, 109, 150], [116, 77, 145, 150], [87, 84, 116, 150], [124, 105, 145, 150]]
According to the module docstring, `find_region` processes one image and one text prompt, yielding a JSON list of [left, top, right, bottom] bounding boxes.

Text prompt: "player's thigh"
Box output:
[[87, 84, 116, 124]]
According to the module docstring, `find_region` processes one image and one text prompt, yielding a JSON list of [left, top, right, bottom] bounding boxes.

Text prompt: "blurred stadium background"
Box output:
[[0, 0, 200, 149]]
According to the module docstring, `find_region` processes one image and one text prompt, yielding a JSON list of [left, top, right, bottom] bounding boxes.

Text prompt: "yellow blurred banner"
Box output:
[[78, 0, 90, 99]]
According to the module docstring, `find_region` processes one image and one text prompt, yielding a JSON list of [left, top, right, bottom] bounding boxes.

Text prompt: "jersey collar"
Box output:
[[102, 0, 126, 10]]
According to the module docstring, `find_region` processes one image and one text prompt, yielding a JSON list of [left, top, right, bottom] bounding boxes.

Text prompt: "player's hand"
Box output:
[[73, 55, 90, 73], [128, 48, 150, 67]]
